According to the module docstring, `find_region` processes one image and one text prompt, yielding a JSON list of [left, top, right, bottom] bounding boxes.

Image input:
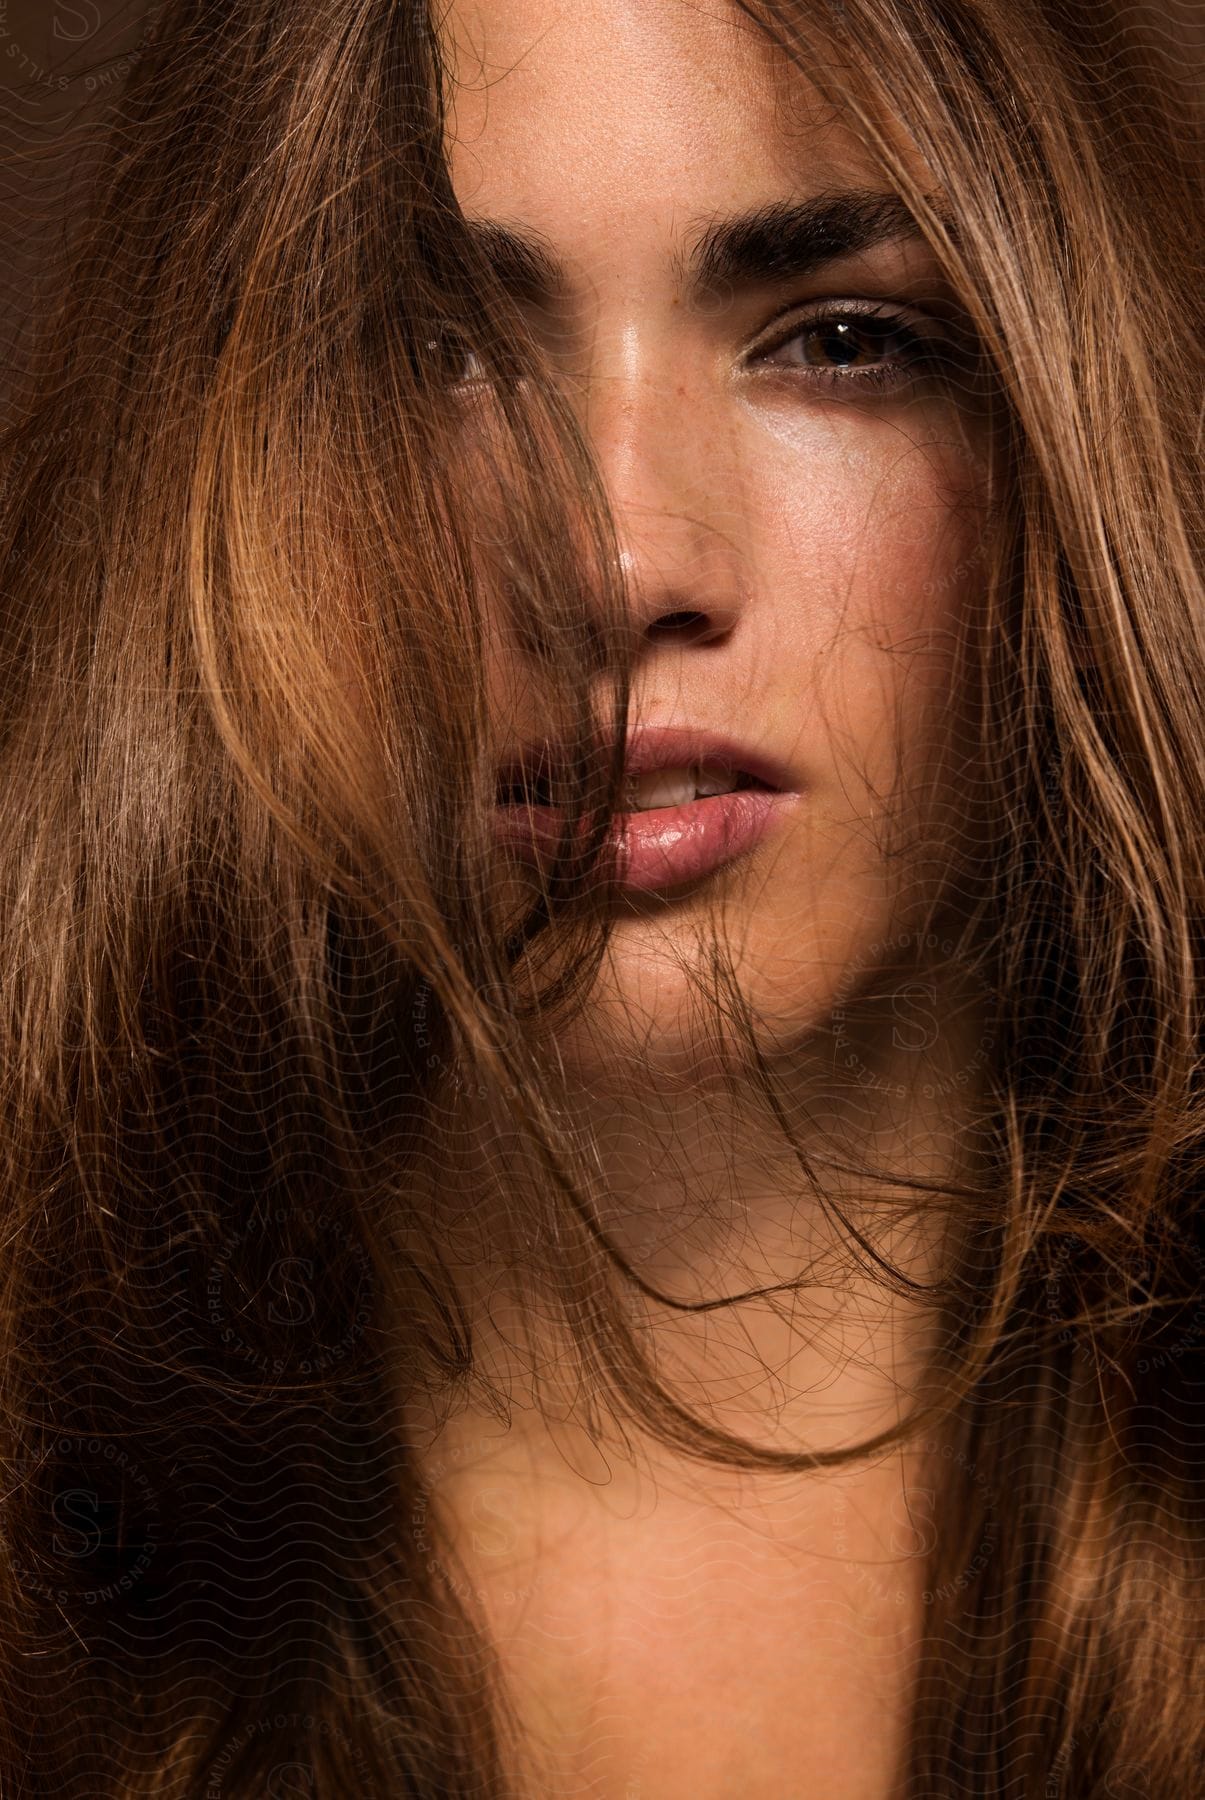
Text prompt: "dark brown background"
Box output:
[[0, 0, 154, 408]]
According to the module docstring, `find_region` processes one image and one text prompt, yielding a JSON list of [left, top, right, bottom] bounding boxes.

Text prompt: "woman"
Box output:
[[0, 0, 1200, 1793]]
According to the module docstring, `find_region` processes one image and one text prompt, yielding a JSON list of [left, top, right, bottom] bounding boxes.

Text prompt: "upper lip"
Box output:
[[494, 725, 795, 801]]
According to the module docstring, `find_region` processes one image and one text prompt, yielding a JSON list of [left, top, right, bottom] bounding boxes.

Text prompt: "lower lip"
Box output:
[[492, 788, 797, 893]]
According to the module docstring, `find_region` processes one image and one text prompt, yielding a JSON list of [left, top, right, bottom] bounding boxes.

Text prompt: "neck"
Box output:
[[403, 975, 989, 1468]]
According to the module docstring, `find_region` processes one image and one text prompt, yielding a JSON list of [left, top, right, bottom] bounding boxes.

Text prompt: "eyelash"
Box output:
[[429, 301, 947, 395], [748, 301, 942, 392]]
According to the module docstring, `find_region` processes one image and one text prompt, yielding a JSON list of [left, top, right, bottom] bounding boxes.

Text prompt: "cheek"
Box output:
[[751, 408, 984, 777], [490, 404, 986, 1075]]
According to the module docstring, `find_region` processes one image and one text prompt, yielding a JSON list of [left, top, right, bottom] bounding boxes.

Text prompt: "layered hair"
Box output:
[[0, 0, 1200, 1793]]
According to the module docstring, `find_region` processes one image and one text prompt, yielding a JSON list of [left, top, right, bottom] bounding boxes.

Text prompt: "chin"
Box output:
[[551, 871, 898, 1097]]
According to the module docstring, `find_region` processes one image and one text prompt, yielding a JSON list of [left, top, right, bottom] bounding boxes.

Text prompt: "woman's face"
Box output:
[[444, 0, 988, 1082]]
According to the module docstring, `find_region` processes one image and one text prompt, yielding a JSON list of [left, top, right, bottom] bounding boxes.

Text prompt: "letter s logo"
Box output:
[[53, 474, 100, 547], [890, 1484, 939, 1560], [53, 2, 100, 42], [51, 1487, 102, 1560], [891, 981, 938, 1052], [266, 1763, 316, 1798], [470, 1486, 518, 1560], [267, 1258, 316, 1326], [1104, 1765, 1149, 1797]]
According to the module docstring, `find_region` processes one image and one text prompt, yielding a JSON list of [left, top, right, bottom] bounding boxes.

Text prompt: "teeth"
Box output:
[[693, 760, 742, 798], [625, 761, 741, 812]]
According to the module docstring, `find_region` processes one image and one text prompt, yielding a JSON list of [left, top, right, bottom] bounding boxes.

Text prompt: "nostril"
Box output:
[[647, 610, 716, 644], [494, 765, 552, 806]]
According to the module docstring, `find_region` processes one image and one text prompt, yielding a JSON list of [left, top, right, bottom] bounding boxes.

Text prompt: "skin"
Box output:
[[450, 0, 988, 1086], [413, 3, 993, 1795]]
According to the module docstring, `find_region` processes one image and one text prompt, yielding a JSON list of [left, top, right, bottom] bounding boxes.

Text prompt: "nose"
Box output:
[[586, 359, 746, 652]]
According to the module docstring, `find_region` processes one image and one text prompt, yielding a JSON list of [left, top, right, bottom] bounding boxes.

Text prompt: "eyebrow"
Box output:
[[678, 190, 935, 296], [458, 188, 936, 307]]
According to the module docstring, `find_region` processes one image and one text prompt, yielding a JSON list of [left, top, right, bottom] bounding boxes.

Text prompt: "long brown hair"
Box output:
[[0, 0, 1200, 1793]]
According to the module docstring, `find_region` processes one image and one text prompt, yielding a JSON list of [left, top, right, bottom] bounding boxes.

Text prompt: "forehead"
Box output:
[[440, 0, 884, 231]]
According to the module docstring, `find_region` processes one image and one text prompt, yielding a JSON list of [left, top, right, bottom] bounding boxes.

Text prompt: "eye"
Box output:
[[751, 302, 943, 392], [421, 323, 490, 390]]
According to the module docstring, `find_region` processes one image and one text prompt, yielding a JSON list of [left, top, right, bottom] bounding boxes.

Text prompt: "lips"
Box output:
[[496, 727, 789, 802], [492, 725, 800, 892]]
